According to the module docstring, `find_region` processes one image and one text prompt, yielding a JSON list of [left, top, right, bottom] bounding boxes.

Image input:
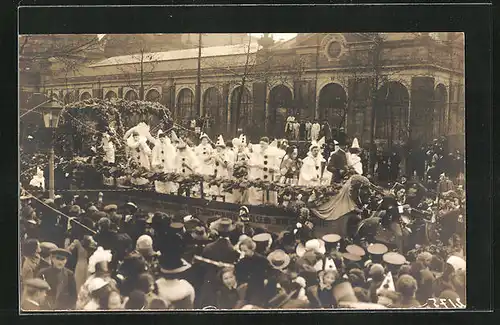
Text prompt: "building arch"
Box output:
[[63, 92, 75, 104], [145, 88, 161, 102], [80, 91, 92, 101], [202, 87, 224, 137], [229, 85, 252, 135], [105, 90, 118, 101], [434, 83, 448, 138], [268, 84, 294, 138], [375, 81, 410, 148], [124, 89, 139, 101], [318, 82, 348, 129], [176, 88, 195, 120]]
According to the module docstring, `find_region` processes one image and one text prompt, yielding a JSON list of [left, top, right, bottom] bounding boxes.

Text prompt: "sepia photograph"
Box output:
[[19, 32, 465, 311]]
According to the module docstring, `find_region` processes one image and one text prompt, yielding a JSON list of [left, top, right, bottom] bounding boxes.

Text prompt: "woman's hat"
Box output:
[[296, 239, 326, 257], [24, 278, 51, 291], [267, 249, 291, 270], [446, 255, 466, 272], [342, 252, 362, 262], [87, 277, 110, 293], [383, 252, 407, 266], [211, 217, 235, 233], [346, 244, 366, 257], [367, 243, 388, 255]]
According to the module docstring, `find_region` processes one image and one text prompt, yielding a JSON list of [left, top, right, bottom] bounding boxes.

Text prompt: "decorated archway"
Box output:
[[105, 90, 117, 101], [203, 87, 223, 137], [176, 88, 195, 121], [375, 81, 410, 148], [268, 85, 293, 138], [80, 91, 92, 101], [124, 90, 138, 101], [433, 84, 448, 138], [145, 89, 161, 102], [229, 86, 252, 135], [318, 83, 347, 129], [63, 92, 75, 104]]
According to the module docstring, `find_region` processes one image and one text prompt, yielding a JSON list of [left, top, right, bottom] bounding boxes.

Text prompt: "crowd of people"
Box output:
[[19, 190, 466, 311], [20, 121, 466, 311]]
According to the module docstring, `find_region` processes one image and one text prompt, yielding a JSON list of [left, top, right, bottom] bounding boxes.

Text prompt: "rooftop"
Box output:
[[90, 42, 262, 67]]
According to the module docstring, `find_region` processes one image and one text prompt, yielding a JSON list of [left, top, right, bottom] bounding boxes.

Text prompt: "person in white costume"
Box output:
[[247, 137, 279, 205], [311, 121, 321, 142], [194, 133, 214, 176], [174, 139, 198, 196], [152, 130, 177, 194], [346, 138, 363, 175], [101, 132, 115, 164], [208, 135, 231, 199], [299, 142, 325, 187], [29, 167, 45, 191], [123, 123, 155, 171]]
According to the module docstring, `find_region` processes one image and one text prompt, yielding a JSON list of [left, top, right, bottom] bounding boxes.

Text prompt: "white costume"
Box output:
[[212, 136, 231, 179], [311, 122, 321, 142], [124, 123, 155, 171], [194, 133, 214, 176], [299, 142, 325, 187], [101, 133, 115, 164], [152, 130, 178, 194], [247, 139, 280, 205], [29, 167, 45, 191], [174, 140, 198, 176], [346, 138, 363, 175]]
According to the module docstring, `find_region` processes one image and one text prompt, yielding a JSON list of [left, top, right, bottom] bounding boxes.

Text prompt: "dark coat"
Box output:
[[202, 237, 240, 265], [37, 267, 77, 310], [306, 285, 335, 308], [327, 149, 349, 183], [215, 283, 248, 309], [235, 253, 271, 306]]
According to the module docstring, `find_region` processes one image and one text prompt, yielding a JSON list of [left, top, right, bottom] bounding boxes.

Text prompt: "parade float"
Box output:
[[20, 98, 442, 247]]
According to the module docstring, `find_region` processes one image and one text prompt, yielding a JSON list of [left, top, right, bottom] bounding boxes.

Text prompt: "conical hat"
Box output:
[[376, 271, 395, 294], [351, 138, 360, 149], [199, 132, 210, 141], [215, 135, 225, 148], [318, 137, 326, 149], [239, 134, 247, 145], [270, 139, 278, 148], [170, 131, 179, 143]]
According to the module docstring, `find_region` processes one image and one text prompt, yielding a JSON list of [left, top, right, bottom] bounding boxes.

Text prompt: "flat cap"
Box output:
[[40, 242, 58, 253], [383, 252, 407, 266], [50, 248, 71, 258], [24, 278, 51, 291], [253, 233, 272, 242], [346, 244, 366, 257], [367, 243, 388, 255], [322, 234, 341, 244], [342, 252, 362, 262]]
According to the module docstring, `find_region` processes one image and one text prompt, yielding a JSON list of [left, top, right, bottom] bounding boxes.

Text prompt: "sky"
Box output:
[[96, 33, 298, 42]]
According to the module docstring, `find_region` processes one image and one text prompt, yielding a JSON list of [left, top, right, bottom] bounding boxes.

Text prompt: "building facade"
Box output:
[[37, 33, 465, 149]]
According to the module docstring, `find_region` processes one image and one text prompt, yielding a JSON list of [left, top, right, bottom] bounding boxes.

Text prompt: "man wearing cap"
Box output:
[[298, 142, 325, 187], [21, 278, 51, 311], [327, 140, 349, 184], [36, 248, 77, 310]]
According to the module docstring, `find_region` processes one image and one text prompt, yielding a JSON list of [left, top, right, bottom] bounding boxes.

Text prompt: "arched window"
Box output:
[[124, 90, 138, 101], [177, 88, 195, 119], [105, 91, 117, 100], [434, 84, 448, 137], [269, 85, 293, 138], [318, 83, 347, 129], [145, 89, 161, 102], [63, 92, 75, 104], [80, 92, 92, 101], [230, 86, 252, 133], [375, 81, 410, 147], [203, 87, 223, 136]]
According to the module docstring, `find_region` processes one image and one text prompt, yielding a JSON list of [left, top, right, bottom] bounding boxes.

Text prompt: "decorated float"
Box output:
[[20, 98, 441, 247]]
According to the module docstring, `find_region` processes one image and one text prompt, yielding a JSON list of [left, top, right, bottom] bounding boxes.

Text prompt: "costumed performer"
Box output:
[[247, 137, 279, 205], [194, 133, 214, 177], [29, 167, 46, 191], [209, 135, 231, 199], [298, 141, 325, 187], [346, 138, 363, 175], [152, 130, 177, 194], [174, 138, 199, 197], [279, 145, 302, 185], [101, 132, 115, 164]]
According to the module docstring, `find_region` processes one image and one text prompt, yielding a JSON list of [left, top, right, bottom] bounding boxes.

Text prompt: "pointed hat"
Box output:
[[351, 138, 360, 149], [170, 131, 179, 143], [215, 135, 226, 148], [376, 271, 395, 295]]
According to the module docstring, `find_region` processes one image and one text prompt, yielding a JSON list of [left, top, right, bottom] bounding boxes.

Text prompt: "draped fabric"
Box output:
[[311, 175, 370, 221]]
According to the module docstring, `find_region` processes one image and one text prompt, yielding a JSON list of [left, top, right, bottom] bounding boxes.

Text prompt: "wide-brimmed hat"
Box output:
[[159, 255, 192, 274], [87, 277, 110, 293], [382, 252, 407, 266], [267, 249, 291, 270], [296, 239, 326, 257], [346, 244, 366, 257], [24, 278, 51, 291], [103, 204, 118, 212], [367, 243, 388, 255], [446, 255, 466, 272], [322, 234, 341, 244], [342, 252, 362, 262]]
